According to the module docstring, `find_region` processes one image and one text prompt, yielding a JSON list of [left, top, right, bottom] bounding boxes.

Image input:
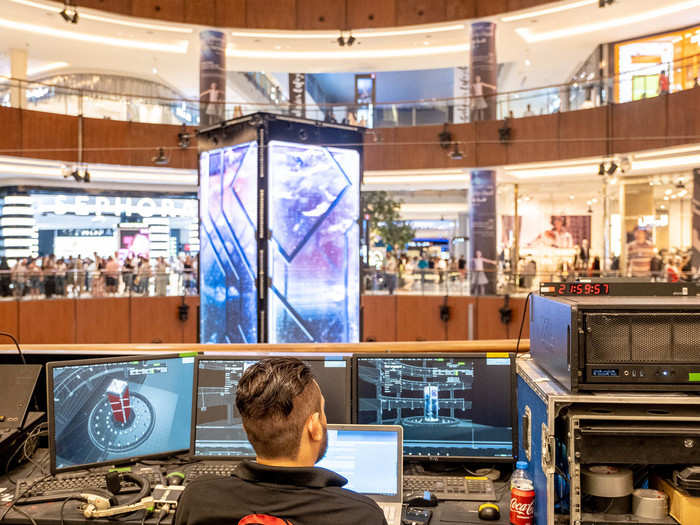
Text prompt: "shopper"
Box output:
[[154, 257, 169, 296], [523, 104, 535, 117], [183, 255, 195, 294], [43, 255, 56, 298], [11, 259, 27, 298], [28, 259, 41, 298], [122, 256, 135, 294], [383, 253, 398, 295], [658, 70, 669, 95], [104, 255, 120, 294], [471, 250, 497, 296], [55, 258, 67, 296], [137, 256, 152, 295], [627, 227, 655, 278]]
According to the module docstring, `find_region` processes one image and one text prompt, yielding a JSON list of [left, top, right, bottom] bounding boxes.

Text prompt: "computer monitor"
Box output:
[[47, 353, 196, 473], [192, 355, 351, 458], [316, 424, 403, 499], [354, 353, 516, 461]]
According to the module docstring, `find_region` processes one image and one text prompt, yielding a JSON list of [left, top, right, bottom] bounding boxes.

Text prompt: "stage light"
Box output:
[[598, 163, 605, 176], [337, 35, 345, 46], [60, 1, 78, 23], [178, 125, 191, 149], [83, 168, 90, 183], [346, 35, 356, 46], [607, 161, 618, 175], [152, 148, 169, 165], [448, 142, 464, 160]]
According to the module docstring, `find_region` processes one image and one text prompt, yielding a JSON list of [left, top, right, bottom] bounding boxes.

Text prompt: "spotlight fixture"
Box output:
[[83, 168, 90, 183], [177, 125, 191, 149], [337, 34, 345, 47], [598, 0, 614, 7], [70, 168, 81, 182], [63, 165, 90, 183], [498, 123, 512, 144], [60, 1, 78, 23], [598, 163, 605, 176], [438, 123, 453, 150], [607, 161, 618, 175], [448, 142, 464, 160], [152, 147, 169, 165], [346, 34, 356, 46]]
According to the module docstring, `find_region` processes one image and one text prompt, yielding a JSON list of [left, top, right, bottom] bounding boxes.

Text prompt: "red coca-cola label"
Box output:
[[510, 487, 535, 525]]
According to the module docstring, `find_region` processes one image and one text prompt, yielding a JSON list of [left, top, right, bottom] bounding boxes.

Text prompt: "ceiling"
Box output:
[[2, 0, 700, 98]]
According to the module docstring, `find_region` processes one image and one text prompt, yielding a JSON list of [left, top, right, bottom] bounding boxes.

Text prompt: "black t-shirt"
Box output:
[[174, 461, 387, 525]]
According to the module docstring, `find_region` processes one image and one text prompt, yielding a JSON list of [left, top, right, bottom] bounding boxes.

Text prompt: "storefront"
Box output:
[[0, 190, 198, 262], [613, 24, 700, 102]]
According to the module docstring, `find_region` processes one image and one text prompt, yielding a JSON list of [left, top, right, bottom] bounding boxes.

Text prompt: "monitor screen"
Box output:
[[48, 354, 196, 473], [316, 426, 401, 497], [355, 354, 515, 460], [193, 356, 351, 458]]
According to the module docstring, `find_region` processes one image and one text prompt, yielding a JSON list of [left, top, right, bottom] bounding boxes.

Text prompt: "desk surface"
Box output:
[[1, 452, 512, 525]]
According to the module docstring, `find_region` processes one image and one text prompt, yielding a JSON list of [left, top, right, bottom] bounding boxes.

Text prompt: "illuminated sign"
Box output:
[[35, 194, 197, 218]]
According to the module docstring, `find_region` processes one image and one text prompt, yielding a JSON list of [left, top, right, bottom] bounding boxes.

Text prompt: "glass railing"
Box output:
[[0, 53, 698, 128], [0, 268, 198, 299]]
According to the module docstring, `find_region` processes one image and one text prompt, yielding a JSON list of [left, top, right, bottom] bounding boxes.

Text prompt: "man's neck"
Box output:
[[256, 456, 315, 468]]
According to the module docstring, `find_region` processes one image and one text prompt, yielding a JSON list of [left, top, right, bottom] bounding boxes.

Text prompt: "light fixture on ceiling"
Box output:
[[337, 31, 356, 47], [598, 0, 614, 7], [337, 34, 345, 47], [152, 147, 169, 165], [607, 161, 618, 175], [26, 61, 69, 76], [59, 0, 78, 23]]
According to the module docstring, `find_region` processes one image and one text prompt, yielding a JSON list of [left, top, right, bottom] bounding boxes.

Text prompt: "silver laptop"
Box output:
[[317, 424, 403, 525]]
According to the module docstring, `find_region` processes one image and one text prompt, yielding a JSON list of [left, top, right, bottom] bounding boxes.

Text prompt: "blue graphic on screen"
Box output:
[[317, 429, 399, 496], [51, 356, 195, 470], [200, 142, 258, 343], [267, 140, 360, 343]]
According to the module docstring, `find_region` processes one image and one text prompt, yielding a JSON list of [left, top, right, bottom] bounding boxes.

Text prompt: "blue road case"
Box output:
[[517, 355, 700, 525]]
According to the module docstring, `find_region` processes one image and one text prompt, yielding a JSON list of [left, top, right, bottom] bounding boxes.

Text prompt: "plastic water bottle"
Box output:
[[510, 460, 535, 525]]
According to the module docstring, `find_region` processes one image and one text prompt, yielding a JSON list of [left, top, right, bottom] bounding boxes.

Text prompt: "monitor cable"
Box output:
[[0, 331, 26, 364], [515, 292, 534, 355]]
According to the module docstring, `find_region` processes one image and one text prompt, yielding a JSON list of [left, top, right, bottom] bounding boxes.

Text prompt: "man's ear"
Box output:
[[307, 412, 323, 442]]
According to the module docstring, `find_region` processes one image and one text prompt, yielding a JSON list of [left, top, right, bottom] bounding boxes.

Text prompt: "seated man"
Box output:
[[175, 357, 387, 525]]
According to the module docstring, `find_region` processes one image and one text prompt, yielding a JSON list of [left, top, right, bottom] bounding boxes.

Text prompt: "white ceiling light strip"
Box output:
[[516, 0, 700, 42], [230, 23, 465, 40], [226, 43, 469, 60], [0, 18, 189, 53], [633, 144, 700, 159], [26, 62, 69, 76], [501, 0, 597, 22], [9, 0, 192, 33]]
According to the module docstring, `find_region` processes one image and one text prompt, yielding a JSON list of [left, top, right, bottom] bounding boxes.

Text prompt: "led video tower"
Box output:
[[198, 113, 362, 343]]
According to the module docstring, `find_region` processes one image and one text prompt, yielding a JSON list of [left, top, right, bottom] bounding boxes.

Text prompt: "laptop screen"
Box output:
[[316, 426, 401, 498]]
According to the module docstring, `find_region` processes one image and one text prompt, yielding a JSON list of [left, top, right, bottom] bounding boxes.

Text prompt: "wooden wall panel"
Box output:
[[612, 96, 668, 153], [21, 110, 78, 163], [363, 127, 397, 171], [475, 296, 507, 340], [131, 0, 184, 22], [0, 107, 22, 158], [126, 122, 196, 169], [346, 0, 395, 28], [297, 0, 346, 29], [184, 0, 217, 26], [507, 0, 545, 10], [361, 295, 397, 341], [18, 299, 76, 344], [183, 295, 199, 343], [396, 296, 447, 341], [215, 0, 246, 27], [558, 107, 607, 159], [474, 120, 507, 166], [445, 0, 475, 19], [246, 0, 296, 29], [396, 0, 446, 26], [130, 296, 189, 343], [667, 88, 700, 147], [446, 296, 475, 340], [507, 297, 530, 341], [83, 117, 130, 166], [452, 122, 476, 167], [476, 0, 507, 17], [508, 113, 559, 163], [395, 125, 447, 170], [76, 297, 130, 343], [0, 301, 19, 342], [76, 0, 133, 15]]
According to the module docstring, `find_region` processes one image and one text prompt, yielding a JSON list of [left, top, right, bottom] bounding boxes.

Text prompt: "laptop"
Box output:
[[317, 424, 403, 525]]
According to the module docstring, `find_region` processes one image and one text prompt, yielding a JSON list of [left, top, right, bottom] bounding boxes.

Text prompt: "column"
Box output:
[[199, 30, 226, 128], [0, 194, 35, 264], [9, 48, 27, 109], [470, 22, 498, 122], [469, 170, 497, 295], [453, 66, 469, 123]]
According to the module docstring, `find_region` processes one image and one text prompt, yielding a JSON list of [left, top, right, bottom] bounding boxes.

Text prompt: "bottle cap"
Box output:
[[516, 460, 528, 470]]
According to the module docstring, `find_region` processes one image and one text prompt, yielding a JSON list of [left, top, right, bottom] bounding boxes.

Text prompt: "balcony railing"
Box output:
[[1, 53, 698, 128]]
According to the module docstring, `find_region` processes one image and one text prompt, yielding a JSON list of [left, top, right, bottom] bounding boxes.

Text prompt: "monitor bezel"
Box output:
[[190, 354, 353, 459], [352, 352, 517, 463], [47, 352, 197, 474]]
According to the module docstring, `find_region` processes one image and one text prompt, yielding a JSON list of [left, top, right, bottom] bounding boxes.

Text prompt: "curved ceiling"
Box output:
[[2, 0, 700, 98]]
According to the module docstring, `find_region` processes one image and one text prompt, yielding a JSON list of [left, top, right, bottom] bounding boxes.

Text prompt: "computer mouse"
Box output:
[[166, 472, 186, 486], [404, 491, 438, 507], [478, 503, 500, 521]]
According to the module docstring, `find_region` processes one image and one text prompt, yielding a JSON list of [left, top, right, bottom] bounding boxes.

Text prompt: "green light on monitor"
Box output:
[[689, 373, 700, 382]]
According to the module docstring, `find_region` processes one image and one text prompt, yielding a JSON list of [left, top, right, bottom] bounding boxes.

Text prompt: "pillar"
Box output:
[[10, 48, 27, 109], [199, 30, 226, 128], [693, 169, 700, 270], [469, 170, 497, 295], [470, 22, 497, 122]]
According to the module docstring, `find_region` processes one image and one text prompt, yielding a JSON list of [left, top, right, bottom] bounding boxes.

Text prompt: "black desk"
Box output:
[[2, 452, 511, 525]]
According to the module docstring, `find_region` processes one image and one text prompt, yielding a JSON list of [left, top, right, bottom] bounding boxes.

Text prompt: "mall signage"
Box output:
[[38, 194, 197, 218]]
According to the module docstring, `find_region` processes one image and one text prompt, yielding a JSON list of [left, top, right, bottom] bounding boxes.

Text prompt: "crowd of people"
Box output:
[[0, 253, 198, 299], [374, 252, 479, 295]]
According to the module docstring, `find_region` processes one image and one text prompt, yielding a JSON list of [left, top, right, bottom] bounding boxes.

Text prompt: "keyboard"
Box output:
[[185, 462, 238, 481], [403, 475, 497, 501], [15, 468, 164, 505]]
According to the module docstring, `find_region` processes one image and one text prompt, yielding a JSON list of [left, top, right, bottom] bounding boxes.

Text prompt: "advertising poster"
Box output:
[[693, 168, 700, 270], [469, 170, 497, 295], [288, 73, 306, 118], [470, 22, 497, 122], [199, 30, 226, 128], [453, 66, 469, 123]]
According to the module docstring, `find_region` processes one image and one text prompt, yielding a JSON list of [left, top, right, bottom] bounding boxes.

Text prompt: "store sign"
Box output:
[[637, 215, 668, 228], [56, 228, 115, 237], [37, 194, 197, 218], [288, 73, 306, 118]]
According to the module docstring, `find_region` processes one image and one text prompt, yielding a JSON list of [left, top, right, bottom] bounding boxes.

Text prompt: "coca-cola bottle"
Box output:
[[510, 460, 535, 525]]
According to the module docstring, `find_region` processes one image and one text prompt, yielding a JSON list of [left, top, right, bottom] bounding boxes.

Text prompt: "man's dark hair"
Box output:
[[235, 357, 321, 459]]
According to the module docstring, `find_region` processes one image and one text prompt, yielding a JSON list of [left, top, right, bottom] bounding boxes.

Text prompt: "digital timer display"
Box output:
[[554, 283, 610, 296]]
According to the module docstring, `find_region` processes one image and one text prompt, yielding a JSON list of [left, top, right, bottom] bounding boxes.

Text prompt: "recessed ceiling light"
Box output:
[[226, 43, 469, 60], [423, 41, 430, 45], [231, 23, 465, 40]]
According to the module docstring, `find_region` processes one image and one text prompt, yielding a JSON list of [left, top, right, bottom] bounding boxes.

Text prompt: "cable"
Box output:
[[59, 496, 83, 525], [0, 474, 52, 522], [0, 331, 26, 364], [9, 505, 38, 525], [516, 291, 534, 355]]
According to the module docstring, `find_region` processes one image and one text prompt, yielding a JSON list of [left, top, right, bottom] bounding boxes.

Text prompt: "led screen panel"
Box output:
[[267, 140, 360, 343], [199, 142, 258, 343]]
